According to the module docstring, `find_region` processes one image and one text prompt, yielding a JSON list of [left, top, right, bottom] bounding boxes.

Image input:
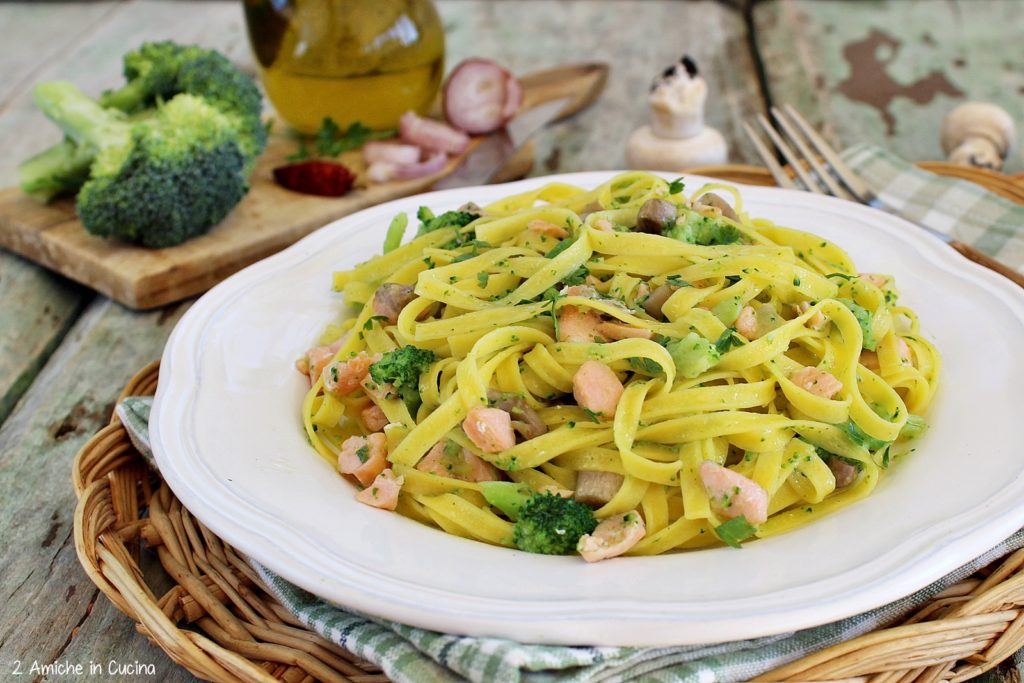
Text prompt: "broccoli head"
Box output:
[[368, 345, 436, 410], [30, 82, 249, 247], [19, 40, 266, 235], [101, 41, 266, 166], [665, 209, 742, 246], [511, 491, 598, 555]]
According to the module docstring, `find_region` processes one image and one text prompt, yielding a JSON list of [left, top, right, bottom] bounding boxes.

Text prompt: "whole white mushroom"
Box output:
[[940, 102, 1016, 170], [626, 56, 727, 171]]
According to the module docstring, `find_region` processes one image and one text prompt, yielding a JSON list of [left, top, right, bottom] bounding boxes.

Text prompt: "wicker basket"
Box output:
[[73, 164, 1024, 683]]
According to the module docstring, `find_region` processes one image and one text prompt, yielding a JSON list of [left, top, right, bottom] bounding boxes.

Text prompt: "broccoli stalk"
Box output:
[[18, 138, 95, 202], [25, 81, 250, 247], [481, 484, 598, 555], [666, 332, 721, 379]]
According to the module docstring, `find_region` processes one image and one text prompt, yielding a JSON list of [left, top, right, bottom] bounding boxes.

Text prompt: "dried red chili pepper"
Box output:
[[273, 160, 355, 197]]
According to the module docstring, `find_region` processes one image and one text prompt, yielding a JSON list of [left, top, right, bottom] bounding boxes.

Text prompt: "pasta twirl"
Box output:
[[297, 172, 940, 560]]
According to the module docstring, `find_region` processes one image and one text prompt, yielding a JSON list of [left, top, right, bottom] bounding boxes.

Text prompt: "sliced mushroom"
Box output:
[[487, 390, 547, 440], [457, 201, 485, 216], [574, 470, 624, 507], [643, 284, 679, 319], [826, 456, 859, 488], [695, 192, 739, 222], [372, 283, 417, 324], [635, 198, 678, 234]]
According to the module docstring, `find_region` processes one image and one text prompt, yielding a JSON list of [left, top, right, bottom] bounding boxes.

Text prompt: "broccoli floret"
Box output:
[[837, 298, 877, 351], [666, 332, 720, 379], [368, 345, 436, 409], [416, 206, 479, 235], [29, 82, 250, 247], [511, 491, 598, 555], [19, 40, 266, 228], [101, 41, 266, 167], [665, 209, 741, 246]]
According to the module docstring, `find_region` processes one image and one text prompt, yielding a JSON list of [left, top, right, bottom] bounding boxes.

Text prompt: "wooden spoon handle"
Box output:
[[518, 62, 609, 121], [949, 239, 1024, 288]]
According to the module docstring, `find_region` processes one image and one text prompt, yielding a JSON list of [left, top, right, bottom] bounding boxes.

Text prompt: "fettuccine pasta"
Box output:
[[296, 172, 939, 561]]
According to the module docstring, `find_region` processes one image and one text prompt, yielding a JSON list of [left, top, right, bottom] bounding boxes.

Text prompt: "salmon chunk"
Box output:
[[355, 469, 404, 510], [361, 404, 390, 432], [338, 432, 388, 486], [577, 511, 646, 562], [573, 360, 624, 418], [699, 461, 768, 525], [416, 441, 500, 482], [462, 407, 516, 453], [790, 367, 843, 399], [323, 352, 380, 396]]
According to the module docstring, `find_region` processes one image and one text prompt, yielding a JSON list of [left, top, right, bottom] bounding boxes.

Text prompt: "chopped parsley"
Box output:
[[667, 177, 685, 195], [315, 118, 395, 157], [714, 327, 746, 353], [355, 444, 370, 463], [476, 271, 490, 288], [544, 236, 576, 259], [582, 407, 602, 422]]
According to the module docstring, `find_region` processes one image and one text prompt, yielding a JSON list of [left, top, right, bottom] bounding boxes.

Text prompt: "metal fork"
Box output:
[[744, 104, 1024, 288]]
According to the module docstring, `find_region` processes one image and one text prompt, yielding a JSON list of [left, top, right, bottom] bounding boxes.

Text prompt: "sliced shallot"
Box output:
[[399, 111, 470, 154], [393, 151, 448, 180], [442, 58, 523, 134], [363, 141, 422, 166]]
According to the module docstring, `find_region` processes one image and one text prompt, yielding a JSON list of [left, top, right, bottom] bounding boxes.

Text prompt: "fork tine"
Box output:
[[742, 121, 798, 190], [755, 113, 823, 194], [782, 104, 876, 203], [770, 107, 852, 200]]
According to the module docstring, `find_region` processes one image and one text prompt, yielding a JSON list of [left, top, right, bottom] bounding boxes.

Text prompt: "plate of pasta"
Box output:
[[153, 171, 1024, 646]]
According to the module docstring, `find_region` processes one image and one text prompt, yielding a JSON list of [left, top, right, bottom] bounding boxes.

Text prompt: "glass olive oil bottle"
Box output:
[[243, 0, 445, 133]]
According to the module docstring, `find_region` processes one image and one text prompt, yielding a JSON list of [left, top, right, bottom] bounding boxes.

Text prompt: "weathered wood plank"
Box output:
[[0, 297, 192, 681], [438, 0, 765, 172], [0, 254, 91, 426], [753, 0, 1024, 172]]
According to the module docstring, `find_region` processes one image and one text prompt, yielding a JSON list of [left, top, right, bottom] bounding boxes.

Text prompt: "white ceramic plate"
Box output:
[[153, 172, 1024, 647]]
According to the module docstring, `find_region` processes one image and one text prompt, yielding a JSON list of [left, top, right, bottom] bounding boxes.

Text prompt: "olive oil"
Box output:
[[244, 0, 445, 133]]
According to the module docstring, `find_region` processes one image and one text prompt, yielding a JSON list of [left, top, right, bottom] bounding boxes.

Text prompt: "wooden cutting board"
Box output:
[[0, 63, 608, 310]]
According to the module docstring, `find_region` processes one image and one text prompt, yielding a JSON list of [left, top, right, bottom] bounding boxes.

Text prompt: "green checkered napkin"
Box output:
[[121, 147, 1024, 682]]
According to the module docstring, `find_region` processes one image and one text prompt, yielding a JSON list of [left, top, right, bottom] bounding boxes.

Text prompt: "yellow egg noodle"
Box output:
[[298, 172, 940, 558]]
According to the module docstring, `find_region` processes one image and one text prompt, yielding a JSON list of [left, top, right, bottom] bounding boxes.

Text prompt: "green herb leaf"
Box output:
[[286, 137, 311, 162], [476, 271, 490, 288], [714, 515, 757, 548], [714, 328, 746, 353], [544, 237, 575, 259], [582, 407, 602, 422], [355, 445, 370, 464], [315, 118, 396, 157], [363, 315, 389, 330], [667, 177, 685, 195], [628, 357, 662, 375], [844, 420, 891, 452]]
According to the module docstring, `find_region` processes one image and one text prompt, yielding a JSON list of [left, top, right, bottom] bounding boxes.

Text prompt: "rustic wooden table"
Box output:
[[1, 1, 1021, 680]]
